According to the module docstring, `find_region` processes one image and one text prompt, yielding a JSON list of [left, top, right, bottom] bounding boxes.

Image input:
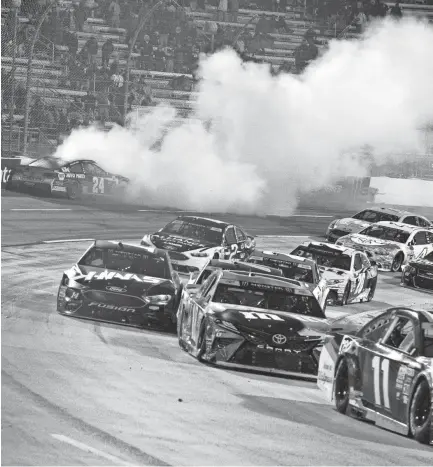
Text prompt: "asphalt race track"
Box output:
[[2, 192, 433, 466]]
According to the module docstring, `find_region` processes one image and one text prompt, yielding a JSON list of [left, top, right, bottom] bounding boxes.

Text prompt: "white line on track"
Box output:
[[137, 209, 189, 212], [284, 214, 333, 218], [9, 208, 72, 211], [43, 238, 94, 244], [258, 235, 310, 238], [51, 434, 132, 466]]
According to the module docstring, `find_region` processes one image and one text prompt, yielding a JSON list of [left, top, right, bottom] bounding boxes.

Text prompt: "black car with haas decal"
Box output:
[[177, 269, 329, 379], [7, 157, 129, 199], [141, 216, 255, 276], [317, 307, 432, 444], [401, 251, 433, 293], [57, 241, 182, 330]]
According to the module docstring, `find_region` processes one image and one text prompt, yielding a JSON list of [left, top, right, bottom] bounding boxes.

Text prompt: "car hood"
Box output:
[[150, 232, 218, 252], [318, 266, 349, 281], [334, 218, 371, 233], [409, 258, 433, 271], [338, 234, 401, 251], [65, 264, 174, 295], [209, 303, 329, 335]]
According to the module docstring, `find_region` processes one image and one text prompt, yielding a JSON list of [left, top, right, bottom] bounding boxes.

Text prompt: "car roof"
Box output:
[[29, 157, 98, 169], [373, 221, 425, 232], [176, 216, 229, 229], [250, 249, 318, 267], [359, 206, 408, 216], [206, 259, 283, 276], [93, 240, 168, 258], [300, 241, 356, 256], [220, 269, 312, 293]]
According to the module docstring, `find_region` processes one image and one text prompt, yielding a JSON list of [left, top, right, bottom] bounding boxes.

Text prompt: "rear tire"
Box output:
[[334, 358, 350, 414], [409, 379, 431, 444], [391, 253, 404, 273]]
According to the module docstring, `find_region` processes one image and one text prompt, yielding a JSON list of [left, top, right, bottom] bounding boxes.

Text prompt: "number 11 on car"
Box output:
[[372, 355, 390, 409]]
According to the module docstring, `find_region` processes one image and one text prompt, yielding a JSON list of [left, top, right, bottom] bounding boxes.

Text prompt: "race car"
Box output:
[[7, 157, 129, 199], [317, 307, 432, 444], [57, 240, 182, 329], [177, 269, 329, 379], [141, 216, 255, 276], [326, 207, 432, 243], [290, 242, 378, 306], [246, 250, 329, 309], [336, 221, 433, 272], [401, 251, 433, 292]]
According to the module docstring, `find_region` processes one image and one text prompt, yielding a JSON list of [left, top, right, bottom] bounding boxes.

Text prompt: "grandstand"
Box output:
[[1, 0, 433, 179]]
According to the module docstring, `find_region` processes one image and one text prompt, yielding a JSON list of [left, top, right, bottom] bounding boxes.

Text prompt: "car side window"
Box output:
[[353, 254, 363, 271], [224, 227, 237, 245], [82, 162, 105, 176], [360, 254, 370, 269], [382, 317, 417, 355], [416, 217, 428, 228], [197, 272, 217, 300], [413, 231, 428, 245], [66, 162, 83, 173], [235, 227, 246, 242], [426, 231, 433, 244], [402, 216, 417, 226], [359, 314, 392, 342]]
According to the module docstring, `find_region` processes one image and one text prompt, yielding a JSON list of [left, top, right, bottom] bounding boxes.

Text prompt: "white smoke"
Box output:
[[55, 17, 433, 214]]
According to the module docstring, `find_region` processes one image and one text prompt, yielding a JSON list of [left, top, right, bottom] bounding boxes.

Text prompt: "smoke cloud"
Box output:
[[55, 17, 433, 214]]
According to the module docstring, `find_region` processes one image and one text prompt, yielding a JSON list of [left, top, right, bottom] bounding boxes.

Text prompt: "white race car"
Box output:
[[291, 241, 378, 306], [336, 221, 433, 272], [141, 216, 255, 277], [326, 207, 431, 243]]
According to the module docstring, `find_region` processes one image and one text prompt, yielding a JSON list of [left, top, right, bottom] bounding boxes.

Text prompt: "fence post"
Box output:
[[8, 1, 21, 156], [23, 0, 58, 157]]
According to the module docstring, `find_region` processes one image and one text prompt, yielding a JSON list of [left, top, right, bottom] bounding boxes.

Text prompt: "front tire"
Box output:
[[67, 182, 81, 200], [334, 358, 350, 414], [409, 379, 431, 444], [391, 253, 404, 273]]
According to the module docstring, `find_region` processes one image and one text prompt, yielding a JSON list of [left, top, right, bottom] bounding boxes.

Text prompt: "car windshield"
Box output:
[[249, 257, 315, 282], [291, 246, 351, 271], [423, 251, 433, 261], [79, 247, 170, 278], [28, 158, 62, 169], [212, 282, 324, 318], [359, 225, 410, 244], [353, 209, 399, 223], [161, 220, 223, 244]]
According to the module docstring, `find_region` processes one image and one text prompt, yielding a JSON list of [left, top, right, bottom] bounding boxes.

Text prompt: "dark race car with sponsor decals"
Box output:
[[57, 240, 182, 330], [7, 157, 129, 199], [326, 207, 432, 243], [177, 269, 329, 379], [401, 251, 433, 293], [317, 307, 432, 444], [290, 242, 378, 306], [141, 216, 255, 276], [246, 249, 330, 310]]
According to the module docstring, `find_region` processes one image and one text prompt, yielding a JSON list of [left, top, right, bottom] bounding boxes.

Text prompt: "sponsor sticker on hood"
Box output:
[[83, 270, 164, 284]]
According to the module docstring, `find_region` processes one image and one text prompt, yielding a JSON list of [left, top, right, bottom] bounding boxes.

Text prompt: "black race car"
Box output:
[[401, 251, 433, 292], [177, 269, 329, 379], [318, 307, 432, 444], [7, 157, 129, 199], [141, 216, 255, 276], [57, 240, 182, 329]]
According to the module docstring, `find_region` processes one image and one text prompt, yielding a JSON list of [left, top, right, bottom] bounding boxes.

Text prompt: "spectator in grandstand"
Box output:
[[108, 0, 121, 28], [229, 0, 239, 23], [217, 0, 228, 22], [65, 31, 79, 57], [139, 34, 154, 69], [102, 39, 114, 67], [82, 36, 99, 65], [354, 7, 368, 32], [390, 2, 403, 18], [75, 0, 88, 32], [367, 0, 388, 18]]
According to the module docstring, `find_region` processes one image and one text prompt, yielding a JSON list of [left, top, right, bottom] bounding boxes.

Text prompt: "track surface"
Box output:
[[2, 193, 432, 465]]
